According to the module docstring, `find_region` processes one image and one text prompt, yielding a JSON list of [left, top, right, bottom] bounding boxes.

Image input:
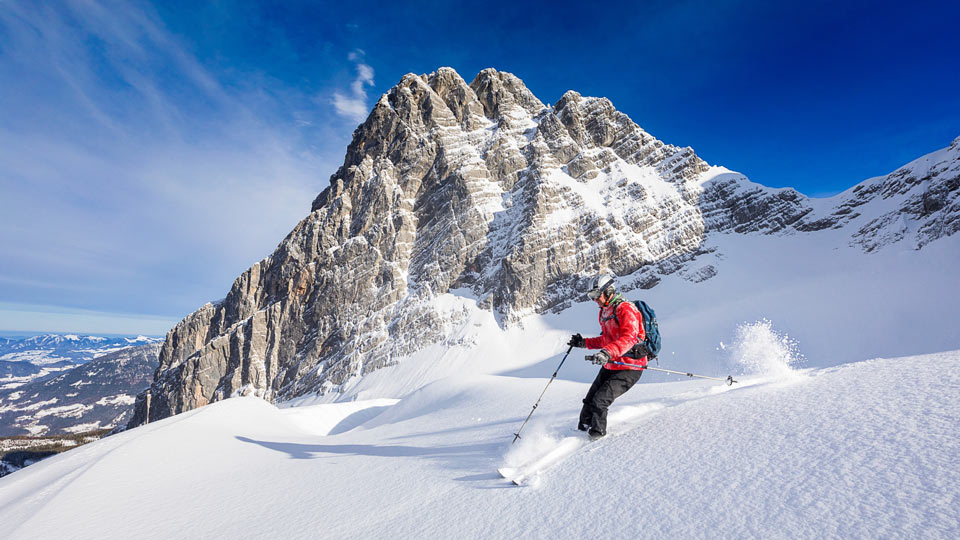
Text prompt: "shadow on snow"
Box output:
[[236, 435, 501, 461]]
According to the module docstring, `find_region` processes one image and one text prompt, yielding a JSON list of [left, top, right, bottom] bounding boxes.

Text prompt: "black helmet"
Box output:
[[586, 274, 616, 301]]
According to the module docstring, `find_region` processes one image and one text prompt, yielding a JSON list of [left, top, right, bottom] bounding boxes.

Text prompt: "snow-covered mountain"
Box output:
[[0, 334, 160, 367], [129, 68, 960, 428], [0, 333, 161, 392], [0, 343, 161, 436]]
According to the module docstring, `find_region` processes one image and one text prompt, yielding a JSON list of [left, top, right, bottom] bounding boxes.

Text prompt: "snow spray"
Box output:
[[730, 319, 803, 379], [503, 428, 562, 468]]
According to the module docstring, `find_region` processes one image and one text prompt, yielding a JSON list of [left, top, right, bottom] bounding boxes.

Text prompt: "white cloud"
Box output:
[[354, 63, 375, 90], [0, 1, 350, 332], [332, 92, 371, 123], [332, 52, 375, 123]]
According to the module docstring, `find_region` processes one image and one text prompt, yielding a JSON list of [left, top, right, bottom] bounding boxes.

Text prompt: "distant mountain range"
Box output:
[[0, 334, 163, 437], [0, 334, 160, 365], [0, 360, 42, 379], [0, 342, 161, 436], [0, 333, 162, 391]]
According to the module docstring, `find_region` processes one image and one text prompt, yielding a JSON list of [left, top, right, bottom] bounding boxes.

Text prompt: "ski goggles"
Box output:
[[586, 279, 615, 301]]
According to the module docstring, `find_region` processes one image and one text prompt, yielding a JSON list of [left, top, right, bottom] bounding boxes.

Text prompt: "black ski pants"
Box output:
[[579, 367, 643, 435]]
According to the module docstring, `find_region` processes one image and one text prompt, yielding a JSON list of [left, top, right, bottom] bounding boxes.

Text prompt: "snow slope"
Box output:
[[1, 345, 956, 539]]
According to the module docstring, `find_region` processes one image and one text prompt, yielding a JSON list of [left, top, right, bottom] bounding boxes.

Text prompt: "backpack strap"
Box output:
[[610, 298, 635, 325], [611, 300, 645, 346], [601, 295, 625, 323]]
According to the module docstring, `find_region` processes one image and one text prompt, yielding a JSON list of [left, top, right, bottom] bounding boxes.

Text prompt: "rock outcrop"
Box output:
[[129, 68, 960, 427]]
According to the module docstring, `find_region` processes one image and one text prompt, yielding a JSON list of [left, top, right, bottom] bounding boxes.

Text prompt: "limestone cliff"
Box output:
[[129, 69, 960, 427]]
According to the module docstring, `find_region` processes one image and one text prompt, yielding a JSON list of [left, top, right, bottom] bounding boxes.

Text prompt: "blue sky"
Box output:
[[1, 0, 958, 335]]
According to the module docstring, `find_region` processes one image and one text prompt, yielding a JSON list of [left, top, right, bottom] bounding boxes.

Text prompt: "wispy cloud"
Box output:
[[332, 50, 375, 123], [0, 1, 349, 332]]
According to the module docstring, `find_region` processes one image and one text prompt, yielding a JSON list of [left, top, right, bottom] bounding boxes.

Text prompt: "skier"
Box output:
[[567, 274, 646, 440]]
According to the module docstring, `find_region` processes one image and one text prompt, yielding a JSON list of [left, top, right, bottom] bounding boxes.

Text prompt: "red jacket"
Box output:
[[584, 298, 646, 370]]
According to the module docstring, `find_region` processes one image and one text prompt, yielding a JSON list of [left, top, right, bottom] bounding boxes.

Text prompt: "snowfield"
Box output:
[[0, 346, 956, 539], [1, 194, 957, 538]]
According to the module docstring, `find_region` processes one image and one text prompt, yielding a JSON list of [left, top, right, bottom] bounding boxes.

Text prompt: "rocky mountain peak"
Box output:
[[469, 68, 544, 121], [130, 68, 960, 428], [423, 67, 485, 127]]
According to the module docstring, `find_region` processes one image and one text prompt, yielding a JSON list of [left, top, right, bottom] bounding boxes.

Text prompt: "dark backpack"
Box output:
[[615, 300, 661, 359]]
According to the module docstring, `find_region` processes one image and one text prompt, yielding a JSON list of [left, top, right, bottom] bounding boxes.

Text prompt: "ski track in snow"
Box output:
[[498, 379, 744, 486]]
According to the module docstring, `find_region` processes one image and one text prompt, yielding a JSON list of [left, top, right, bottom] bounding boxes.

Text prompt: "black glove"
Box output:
[[586, 349, 610, 365], [567, 333, 585, 348]]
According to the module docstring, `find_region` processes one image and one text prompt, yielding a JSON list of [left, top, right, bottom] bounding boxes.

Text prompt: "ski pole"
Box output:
[[511, 345, 574, 444], [610, 361, 738, 386]]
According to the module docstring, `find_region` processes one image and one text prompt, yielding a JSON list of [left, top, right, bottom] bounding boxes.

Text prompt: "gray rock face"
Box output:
[[128, 68, 960, 428], [845, 138, 960, 251]]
